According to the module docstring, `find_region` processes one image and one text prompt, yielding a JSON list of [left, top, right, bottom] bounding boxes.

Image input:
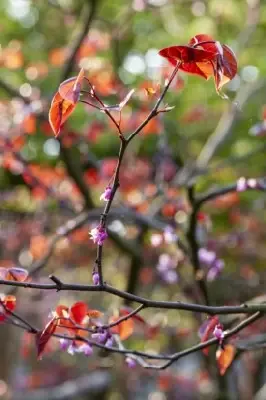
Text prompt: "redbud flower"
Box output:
[[125, 356, 137, 368], [247, 178, 257, 189], [164, 226, 178, 243], [89, 226, 108, 246], [105, 336, 114, 348], [59, 338, 70, 351], [100, 186, 112, 202], [77, 343, 93, 356], [213, 324, 224, 344], [207, 259, 224, 281], [237, 177, 248, 192], [91, 330, 108, 344], [67, 343, 77, 355], [198, 248, 216, 266], [163, 269, 178, 284], [92, 271, 100, 285]]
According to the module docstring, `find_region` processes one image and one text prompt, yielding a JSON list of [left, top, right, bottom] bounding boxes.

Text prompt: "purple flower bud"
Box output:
[[67, 343, 77, 356], [157, 254, 175, 272], [162, 269, 178, 284], [125, 357, 137, 368], [78, 343, 93, 356], [198, 248, 216, 266], [207, 259, 224, 281], [237, 177, 248, 192], [89, 226, 108, 246], [100, 186, 112, 202], [213, 324, 224, 343], [105, 336, 114, 348], [247, 178, 257, 189], [164, 226, 178, 244], [91, 330, 108, 344], [92, 271, 100, 285], [150, 233, 163, 247], [59, 338, 70, 351]]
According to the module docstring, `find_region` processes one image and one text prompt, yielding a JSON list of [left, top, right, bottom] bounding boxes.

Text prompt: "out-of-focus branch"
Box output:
[[124, 228, 146, 304], [196, 81, 264, 170], [13, 371, 112, 400], [186, 186, 209, 305], [61, 0, 99, 80]]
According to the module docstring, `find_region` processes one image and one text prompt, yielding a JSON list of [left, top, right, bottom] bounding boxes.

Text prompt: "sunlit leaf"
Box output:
[[59, 68, 85, 104], [48, 91, 75, 137]]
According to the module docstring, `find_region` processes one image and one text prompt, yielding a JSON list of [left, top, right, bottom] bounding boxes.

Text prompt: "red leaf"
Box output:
[[0, 295, 16, 322], [216, 344, 236, 375], [69, 302, 88, 324], [36, 317, 58, 359], [200, 316, 219, 355], [159, 34, 237, 95], [49, 92, 75, 137], [59, 68, 85, 104]]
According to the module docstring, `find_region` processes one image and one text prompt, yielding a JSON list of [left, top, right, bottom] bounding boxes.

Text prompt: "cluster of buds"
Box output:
[[198, 248, 224, 281], [100, 186, 112, 202], [60, 339, 93, 357], [91, 327, 114, 348], [89, 225, 108, 246]]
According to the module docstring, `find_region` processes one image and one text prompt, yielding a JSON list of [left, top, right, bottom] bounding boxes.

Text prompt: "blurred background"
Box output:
[[0, 0, 266, 399]]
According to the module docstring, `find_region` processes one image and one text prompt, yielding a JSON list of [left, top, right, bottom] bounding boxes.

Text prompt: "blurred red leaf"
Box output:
[[3, 295, 16, 312], [49, 48, 67, 66], [36, 317, 58, 360], [23, 114, 36, 134], [0, 294, 16, 322], [29, 235, 50, 260], [87, 309, 103, 318], [216, 344, 236, 375]]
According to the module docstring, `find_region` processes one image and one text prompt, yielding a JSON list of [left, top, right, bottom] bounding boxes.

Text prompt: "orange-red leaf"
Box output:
[[48, 92, 75, 137], [69, 301, 88, 324], [216, 344, 236, 375], [36, 317, 58, 359], [110, 315, 134, 340]]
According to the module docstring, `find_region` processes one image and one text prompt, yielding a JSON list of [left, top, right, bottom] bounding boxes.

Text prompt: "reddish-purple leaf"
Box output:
[[36, 317, 58, 359]]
